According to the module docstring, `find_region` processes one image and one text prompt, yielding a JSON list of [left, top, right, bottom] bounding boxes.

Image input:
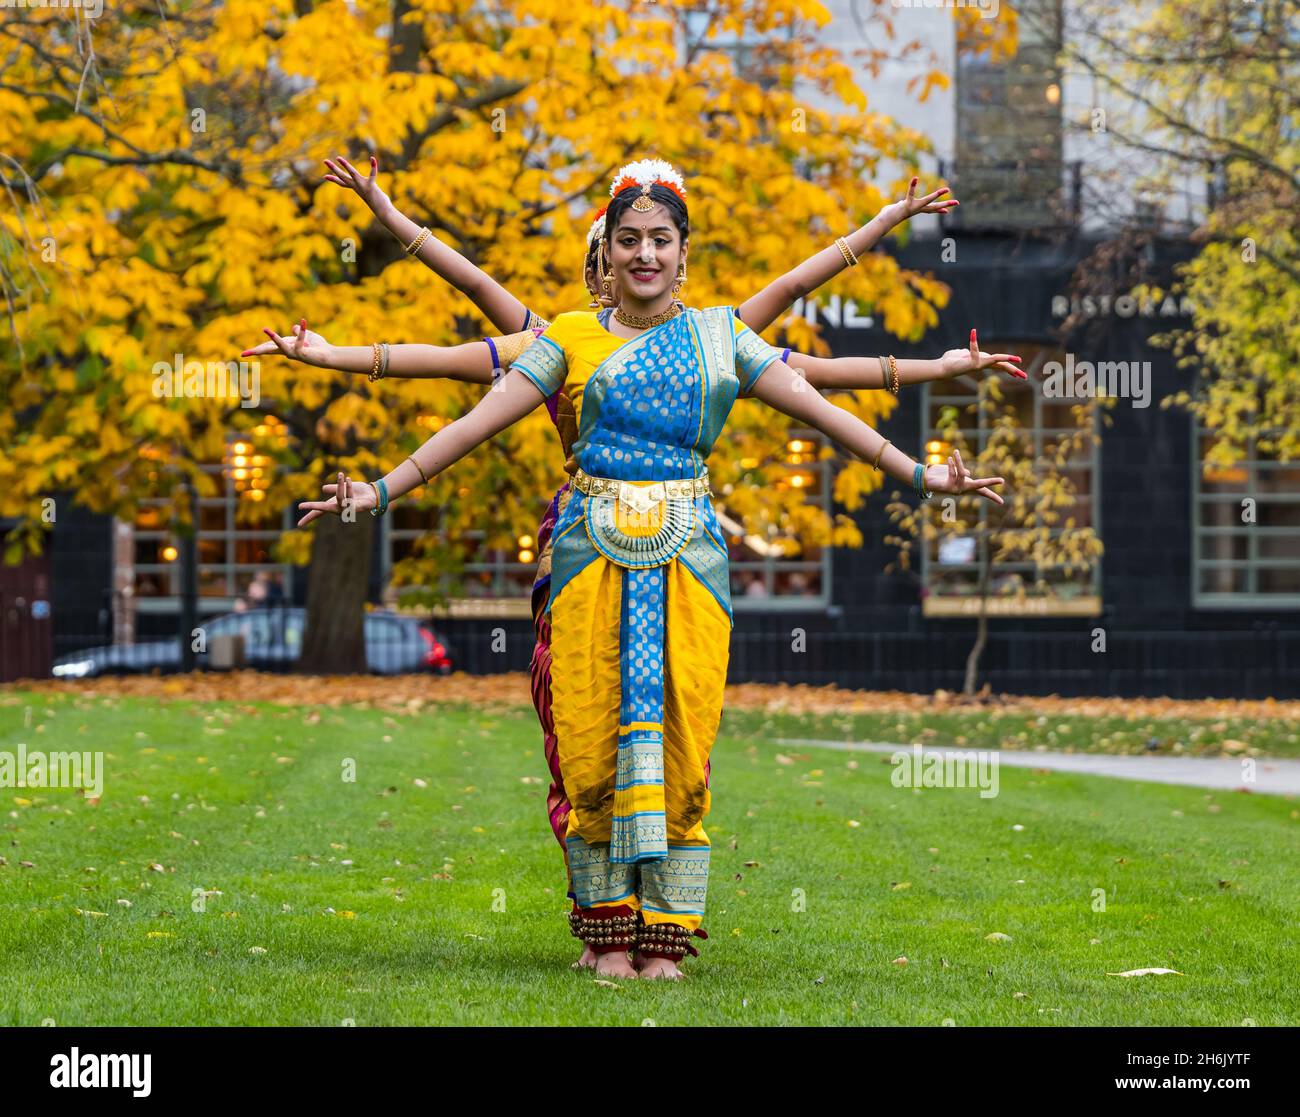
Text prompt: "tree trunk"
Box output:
[[299, 513, 374, 674], [963, 528, 994, 696], [963, 611, 988, 697]]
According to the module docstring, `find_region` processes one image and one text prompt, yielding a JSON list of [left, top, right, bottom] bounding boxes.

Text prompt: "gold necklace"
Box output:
[[613, 302, 682, 329]]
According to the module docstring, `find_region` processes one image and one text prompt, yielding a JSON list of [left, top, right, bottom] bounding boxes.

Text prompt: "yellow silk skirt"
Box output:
[[548, 555, 730, 929]]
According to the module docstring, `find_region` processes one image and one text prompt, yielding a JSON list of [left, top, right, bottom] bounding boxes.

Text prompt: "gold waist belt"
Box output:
[[571, 467, 709, 569], [571, 466, 711, 508]]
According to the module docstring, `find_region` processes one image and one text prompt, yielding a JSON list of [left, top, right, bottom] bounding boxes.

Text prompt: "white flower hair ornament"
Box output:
[[586, 208, 607, 247], [609, 159, 687, 213]]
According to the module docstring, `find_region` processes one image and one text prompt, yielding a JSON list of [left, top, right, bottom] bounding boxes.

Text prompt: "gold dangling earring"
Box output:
[[672, 257, 686, 299], [599, 240, 614, 300]]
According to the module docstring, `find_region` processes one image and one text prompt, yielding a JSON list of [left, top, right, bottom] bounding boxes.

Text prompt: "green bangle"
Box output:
[[912, 462, 932, 500], [368, 477, 390, 516]]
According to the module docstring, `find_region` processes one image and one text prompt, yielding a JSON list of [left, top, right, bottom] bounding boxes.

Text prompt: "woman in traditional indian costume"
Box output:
[[245, 158, 1022, 972], [291, 159, 1008, 979]]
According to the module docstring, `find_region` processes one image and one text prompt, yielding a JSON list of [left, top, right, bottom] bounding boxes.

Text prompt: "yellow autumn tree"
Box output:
[[1, 0, 1015, 671]]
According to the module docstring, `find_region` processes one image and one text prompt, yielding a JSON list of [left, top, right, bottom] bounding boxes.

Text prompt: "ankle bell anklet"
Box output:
[[568, 904, 640, 954], [635, 921, 709, 962]]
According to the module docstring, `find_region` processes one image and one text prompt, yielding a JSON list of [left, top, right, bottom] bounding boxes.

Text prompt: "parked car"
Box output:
[[51, 607, 453, 677]]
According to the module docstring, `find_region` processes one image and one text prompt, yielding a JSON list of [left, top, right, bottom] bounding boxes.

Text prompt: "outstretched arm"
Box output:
[[323, 155, 532, 336], [791, 329, 1024, 391], [737, 177, 958, 334], [747, 359, 1005, 505], [296, 370, 548, 526], [242, 319, 498, 384]]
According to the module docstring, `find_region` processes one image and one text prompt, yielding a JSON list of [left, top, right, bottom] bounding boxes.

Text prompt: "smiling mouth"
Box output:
[[630, 268, 660, 279]]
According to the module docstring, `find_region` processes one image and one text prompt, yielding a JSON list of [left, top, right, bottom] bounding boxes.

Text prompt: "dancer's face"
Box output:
[[607, 202, 685, 303]]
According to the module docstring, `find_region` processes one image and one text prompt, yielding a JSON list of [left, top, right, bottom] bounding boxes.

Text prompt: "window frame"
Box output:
[[1191, 415, 1300, 609], [131, 462, 296, 615], [918, 356, 1103, 618]]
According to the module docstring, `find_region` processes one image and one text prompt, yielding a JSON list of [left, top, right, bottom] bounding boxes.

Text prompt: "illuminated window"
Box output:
[[721, 428, 832, 610], [919, 343, 1102, 616], [1193, 423, 1300, 607], [131, 428, 293, 611], [384, 501, 543, 613]]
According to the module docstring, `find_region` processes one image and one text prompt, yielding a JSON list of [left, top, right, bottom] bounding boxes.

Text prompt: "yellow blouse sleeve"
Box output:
[[509, 314, 572, 397], [731, 313, 783, 394]]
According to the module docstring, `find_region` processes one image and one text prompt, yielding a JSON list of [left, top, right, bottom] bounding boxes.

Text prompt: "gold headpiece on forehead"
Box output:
[[632, 184, 656, 213]]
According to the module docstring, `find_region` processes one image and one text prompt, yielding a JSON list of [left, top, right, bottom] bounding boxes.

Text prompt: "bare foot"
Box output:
[[637, 957, 684, 981], [594, 951, 637, 979], [570, 944, 598, 970]]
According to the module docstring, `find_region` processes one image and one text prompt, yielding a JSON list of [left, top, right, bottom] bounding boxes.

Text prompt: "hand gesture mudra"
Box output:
[[241, 318, 331, 367], [925, 448, 1005, 506], [322, 154, 391, 215], [884, 176, 960, 223], [939, 328, 1027, 380], [297, 471, 377, 528]]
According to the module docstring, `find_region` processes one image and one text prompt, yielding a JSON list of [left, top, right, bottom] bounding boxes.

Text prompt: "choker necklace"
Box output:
[[613, 302, 682, 329]]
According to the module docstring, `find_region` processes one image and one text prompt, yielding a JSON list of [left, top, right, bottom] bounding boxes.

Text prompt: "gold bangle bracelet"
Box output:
[[405, 227, 433, 255], [407, 455, 428, 484], [877, 355, 889, 389], [369, 342, 383, 382], [835, 236, 858, 267], [872, 439, 892, 471], [888, 354, 900, 396]]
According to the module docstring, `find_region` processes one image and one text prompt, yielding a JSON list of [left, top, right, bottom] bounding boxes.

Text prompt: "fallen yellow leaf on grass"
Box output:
[[985, 932, 1012, 943], [146, 931, 174, 939], [1106, 968, 1185, 977]]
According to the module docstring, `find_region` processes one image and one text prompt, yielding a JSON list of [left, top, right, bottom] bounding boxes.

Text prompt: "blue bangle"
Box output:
[[913, 462, 932, 500], [369, 477, 390, 516], [484, 337, 504, 383]]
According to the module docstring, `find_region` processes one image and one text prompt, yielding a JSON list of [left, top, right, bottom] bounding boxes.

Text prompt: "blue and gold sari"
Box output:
[[511, 306, 780, 931]]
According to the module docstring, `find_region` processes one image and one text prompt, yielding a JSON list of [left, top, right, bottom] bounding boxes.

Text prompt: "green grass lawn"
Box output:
[[0, 691, 1296, 1026]]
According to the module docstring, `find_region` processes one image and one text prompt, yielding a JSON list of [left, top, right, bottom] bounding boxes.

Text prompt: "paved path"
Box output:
[[773, 738, 1300, 797]]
